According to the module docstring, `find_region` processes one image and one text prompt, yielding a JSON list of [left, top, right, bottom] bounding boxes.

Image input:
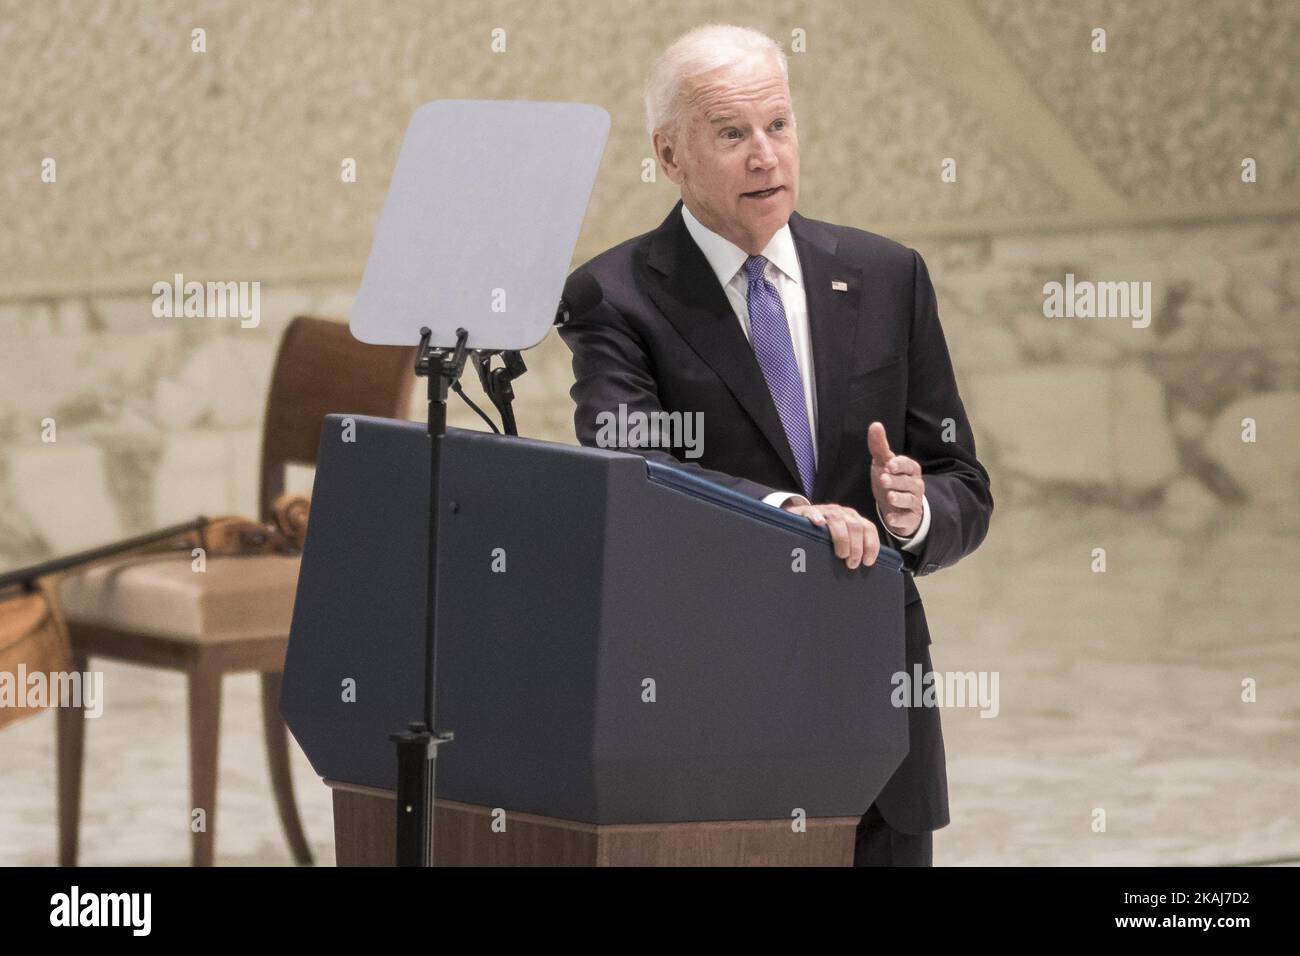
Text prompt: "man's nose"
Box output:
[[748, 131, 778, 169]]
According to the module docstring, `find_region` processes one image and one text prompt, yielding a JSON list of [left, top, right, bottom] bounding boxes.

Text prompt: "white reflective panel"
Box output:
[[351, 99, 609, 350]]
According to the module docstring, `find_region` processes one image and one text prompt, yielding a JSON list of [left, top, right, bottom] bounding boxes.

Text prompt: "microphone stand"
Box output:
[[471, 350, 528, 437], [390, 325, 464, 866], [469, 293, 576, 437]]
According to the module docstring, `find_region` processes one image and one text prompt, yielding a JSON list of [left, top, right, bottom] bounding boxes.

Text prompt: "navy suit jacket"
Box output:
[[558, 199, 993, 832]]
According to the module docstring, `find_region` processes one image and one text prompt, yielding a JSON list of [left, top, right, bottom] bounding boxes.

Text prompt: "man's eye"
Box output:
[[722, 129, 740, 140], [772, 119, 786, 131]]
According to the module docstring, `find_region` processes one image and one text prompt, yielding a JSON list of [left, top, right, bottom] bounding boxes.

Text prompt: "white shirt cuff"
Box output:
[[764, 491, 811, 509], [878, 494, 931, 553]]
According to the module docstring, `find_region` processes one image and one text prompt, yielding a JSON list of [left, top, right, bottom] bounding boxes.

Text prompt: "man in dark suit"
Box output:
[[558, 25, 992, 865]]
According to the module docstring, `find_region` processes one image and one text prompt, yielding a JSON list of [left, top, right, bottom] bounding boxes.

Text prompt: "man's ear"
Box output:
[[653, 130, 685, 185]]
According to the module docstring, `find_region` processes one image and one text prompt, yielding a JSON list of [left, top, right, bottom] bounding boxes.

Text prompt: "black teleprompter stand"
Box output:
[[389, 325, 469, 866], [346, 99, 609, 866]]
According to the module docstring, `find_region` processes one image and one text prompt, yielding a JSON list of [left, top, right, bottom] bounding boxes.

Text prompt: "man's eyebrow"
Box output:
[[707, 108, 791, 125]]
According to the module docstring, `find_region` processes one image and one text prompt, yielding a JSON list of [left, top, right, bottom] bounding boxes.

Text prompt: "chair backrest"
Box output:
[[259, 316, 416, 522]]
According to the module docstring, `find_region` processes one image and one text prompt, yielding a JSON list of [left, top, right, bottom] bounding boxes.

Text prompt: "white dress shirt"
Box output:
[[680, 202, 931, 552]]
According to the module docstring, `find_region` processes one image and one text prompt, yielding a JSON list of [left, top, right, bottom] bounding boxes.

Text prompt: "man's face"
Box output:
[[655, 53, 799, 254]]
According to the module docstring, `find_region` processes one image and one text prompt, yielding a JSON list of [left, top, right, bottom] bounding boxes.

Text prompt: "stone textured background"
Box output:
[[1, 0, 1297, 865]]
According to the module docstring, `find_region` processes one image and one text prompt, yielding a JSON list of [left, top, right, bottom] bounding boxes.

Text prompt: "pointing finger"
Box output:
[[867, 421, 893, 464]]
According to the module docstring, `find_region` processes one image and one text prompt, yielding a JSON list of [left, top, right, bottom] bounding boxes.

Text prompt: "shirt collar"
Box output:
[[680, 201, 803, 289]]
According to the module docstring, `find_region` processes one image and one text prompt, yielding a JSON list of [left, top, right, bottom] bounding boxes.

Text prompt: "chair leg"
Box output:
[[188, 656, 222, 867], [261, 671, 313, 865], [56, 651, 89, 866]]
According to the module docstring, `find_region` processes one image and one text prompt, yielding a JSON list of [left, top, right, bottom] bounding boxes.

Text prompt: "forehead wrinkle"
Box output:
[[684, 72, 791, 126], [706, 101, 792, 125]]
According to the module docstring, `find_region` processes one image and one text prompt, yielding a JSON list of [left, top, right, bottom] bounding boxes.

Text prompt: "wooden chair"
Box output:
[[56, 316, 415, 866]]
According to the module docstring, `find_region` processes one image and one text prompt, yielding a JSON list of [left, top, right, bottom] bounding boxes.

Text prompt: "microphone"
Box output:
[[555, 271, 604, 327]]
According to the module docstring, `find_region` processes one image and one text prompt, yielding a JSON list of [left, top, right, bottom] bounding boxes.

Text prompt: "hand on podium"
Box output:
[[777, 421, 927, 570], [780, 499, 882, 570]]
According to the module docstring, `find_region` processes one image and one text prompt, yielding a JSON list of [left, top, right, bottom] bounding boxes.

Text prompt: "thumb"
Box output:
[[867, 421, 893, 465]]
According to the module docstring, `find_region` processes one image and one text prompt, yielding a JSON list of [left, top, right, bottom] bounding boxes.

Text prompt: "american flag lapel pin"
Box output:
[[831, 280, 848, 292]]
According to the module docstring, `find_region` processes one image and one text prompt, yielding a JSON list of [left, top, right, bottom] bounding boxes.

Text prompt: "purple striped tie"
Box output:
[[744, 255, 816, 497]]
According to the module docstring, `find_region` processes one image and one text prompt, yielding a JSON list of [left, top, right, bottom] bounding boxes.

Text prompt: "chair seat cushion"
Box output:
[[58, 552, 301, 641]]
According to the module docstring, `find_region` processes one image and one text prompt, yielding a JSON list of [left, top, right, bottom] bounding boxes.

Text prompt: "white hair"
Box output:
[[643, 24, 790, 140]]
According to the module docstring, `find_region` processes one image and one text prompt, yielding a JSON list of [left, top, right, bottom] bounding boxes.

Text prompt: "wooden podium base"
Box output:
[[327, 780, 858, 866]]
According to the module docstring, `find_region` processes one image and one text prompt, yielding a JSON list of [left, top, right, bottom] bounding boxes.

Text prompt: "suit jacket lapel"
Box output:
[[788, 210, 861, 503], [644, 201, 862, 499], [645, 201, 804, 490]]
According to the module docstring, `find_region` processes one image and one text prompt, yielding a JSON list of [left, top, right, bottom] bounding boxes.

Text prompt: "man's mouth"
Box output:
[[742, 186, 783, 200]]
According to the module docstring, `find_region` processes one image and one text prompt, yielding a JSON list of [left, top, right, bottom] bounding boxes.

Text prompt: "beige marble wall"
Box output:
[[3, 215, 1296, 568]]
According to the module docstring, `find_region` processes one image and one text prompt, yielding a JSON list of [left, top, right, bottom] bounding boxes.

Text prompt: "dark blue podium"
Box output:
[[281, 414, 909, 865]]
